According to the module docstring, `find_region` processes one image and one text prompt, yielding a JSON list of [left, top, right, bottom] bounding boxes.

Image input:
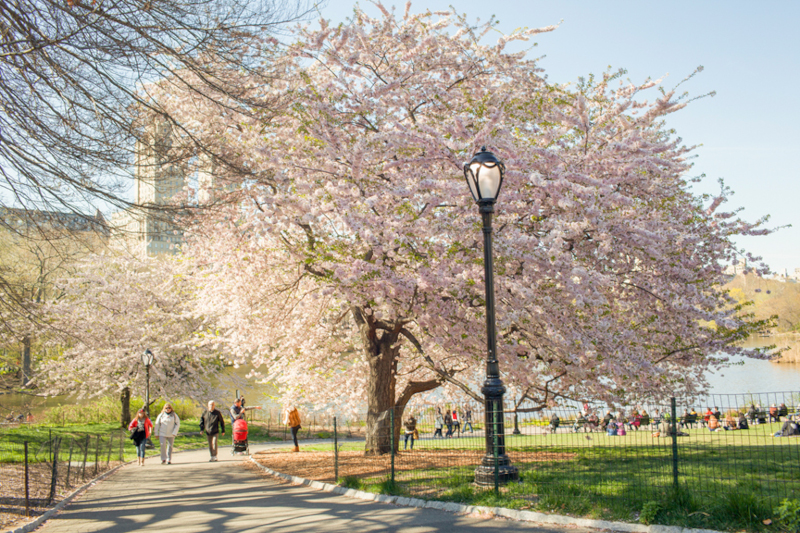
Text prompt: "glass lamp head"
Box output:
[[464, 147, 505, 203]]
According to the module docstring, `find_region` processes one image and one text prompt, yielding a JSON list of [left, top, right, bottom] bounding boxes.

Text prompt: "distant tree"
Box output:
[[175, 6, 773, 453], [0, 0, 312, 332], [37, 252, 224, 426], [0, 211, 106, 388]]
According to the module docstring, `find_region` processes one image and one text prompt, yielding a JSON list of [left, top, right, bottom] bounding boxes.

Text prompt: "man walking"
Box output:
[[200, 400, 225, 461]]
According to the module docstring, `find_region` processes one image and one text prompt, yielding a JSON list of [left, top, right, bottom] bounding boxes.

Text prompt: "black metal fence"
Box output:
[[254, 391, 800, 521], [0, 431, 125, 522]]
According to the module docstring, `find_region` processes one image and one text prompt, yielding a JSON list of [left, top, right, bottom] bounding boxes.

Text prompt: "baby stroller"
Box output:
[[231, 418, 250, 455]]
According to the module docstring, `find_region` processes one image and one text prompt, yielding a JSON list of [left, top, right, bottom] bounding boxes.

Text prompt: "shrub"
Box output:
[[340, 476, 364, 490], [775, 499, 800, 532], [640, 501, 661, 525]]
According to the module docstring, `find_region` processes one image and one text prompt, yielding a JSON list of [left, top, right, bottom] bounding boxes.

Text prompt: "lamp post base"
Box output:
[[474, 462, 519, 486]]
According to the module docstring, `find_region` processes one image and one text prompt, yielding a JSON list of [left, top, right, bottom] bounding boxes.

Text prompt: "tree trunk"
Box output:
[[364, 333, 399, 455], [20, 336, 31, 387], [120, 387, 131, 428]]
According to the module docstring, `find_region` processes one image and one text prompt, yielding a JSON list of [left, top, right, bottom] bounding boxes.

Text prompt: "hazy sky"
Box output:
[[312, 1, 800, 274]]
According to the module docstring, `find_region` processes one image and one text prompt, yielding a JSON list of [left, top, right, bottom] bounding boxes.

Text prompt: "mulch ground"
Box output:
[[0, 461, 122, 531], [251, 448, 577, 484]]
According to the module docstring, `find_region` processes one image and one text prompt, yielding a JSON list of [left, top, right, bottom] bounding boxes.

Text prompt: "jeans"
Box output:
[[445, 424, 453, 437], [403, 433, 414, 449], [463, 421, 473, 432], [159, 436, 175, 462], [207, 433, 218, 457], [291, 426, 300, 447], [135, 439, 147, 458], [433, 428, 442, 438]]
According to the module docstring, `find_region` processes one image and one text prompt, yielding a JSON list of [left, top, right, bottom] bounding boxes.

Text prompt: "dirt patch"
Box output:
[[0, 461, 122, 531], [252, 448, 577, 484]]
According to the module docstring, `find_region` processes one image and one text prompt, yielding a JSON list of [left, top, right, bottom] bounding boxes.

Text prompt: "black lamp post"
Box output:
[[464, 147, 519, 486], [141, 349, 155, 449]]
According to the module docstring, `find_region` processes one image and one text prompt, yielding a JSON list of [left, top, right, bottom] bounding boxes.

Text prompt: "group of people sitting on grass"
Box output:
[[565, 402, 799, 437]]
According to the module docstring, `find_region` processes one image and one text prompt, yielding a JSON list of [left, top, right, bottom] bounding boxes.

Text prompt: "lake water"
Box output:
[[706, 355, 800, 395]]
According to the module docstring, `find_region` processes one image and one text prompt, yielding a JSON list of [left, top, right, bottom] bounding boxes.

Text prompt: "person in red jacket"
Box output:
[[128, 409, 154, 466]]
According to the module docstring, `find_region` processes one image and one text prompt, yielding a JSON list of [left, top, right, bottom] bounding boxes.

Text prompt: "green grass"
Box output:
[[0, 419, 282, 462], [303, 422, 800, 532]]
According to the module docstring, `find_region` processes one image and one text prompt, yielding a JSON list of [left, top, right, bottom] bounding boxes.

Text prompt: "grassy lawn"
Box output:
[[301, 422, 800, 532], [0, 419, 282, 462]]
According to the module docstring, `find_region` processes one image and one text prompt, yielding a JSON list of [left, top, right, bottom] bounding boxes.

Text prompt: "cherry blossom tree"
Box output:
[[171, 4, 771, 452], [37, 252, 224, 426]]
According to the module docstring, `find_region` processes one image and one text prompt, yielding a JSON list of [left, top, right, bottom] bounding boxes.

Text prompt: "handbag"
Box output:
[[413, 429, 419, 440]]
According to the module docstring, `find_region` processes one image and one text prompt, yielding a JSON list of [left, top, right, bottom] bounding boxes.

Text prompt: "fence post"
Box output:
[[390, 408, 395, 484], [106, 434, 113, 467], [334, 416, 339, 484], [66, 438, 74, 487], [493, 402, 500, 495], [119, 431, 125, 461], [671, 397, 679, 490], [49, 437, 61, 503], [24, 441, 30, 517], [94, 435, 100, 476], [82, 435, 89, 480], [48, 428, 52, 463]]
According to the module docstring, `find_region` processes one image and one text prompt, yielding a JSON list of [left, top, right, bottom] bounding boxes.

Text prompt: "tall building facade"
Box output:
[[112, 119, 187, 256]]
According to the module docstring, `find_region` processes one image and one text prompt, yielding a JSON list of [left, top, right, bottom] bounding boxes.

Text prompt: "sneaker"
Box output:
[[161, 460, 166, 465], [167, 461, 171, 464], [209, 457, 215, 462]]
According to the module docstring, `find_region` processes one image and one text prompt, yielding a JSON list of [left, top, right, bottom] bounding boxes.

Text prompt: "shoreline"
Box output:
[[767, 332, 800, 363]]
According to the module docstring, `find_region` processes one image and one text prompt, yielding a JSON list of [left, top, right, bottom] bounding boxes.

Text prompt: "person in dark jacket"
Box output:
[[444, 411, 453, 437], [403, 415, 417, 450], [200, 400, 225, 461]]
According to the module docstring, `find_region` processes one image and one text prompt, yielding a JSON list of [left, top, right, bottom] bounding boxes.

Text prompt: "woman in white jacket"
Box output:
[[154, 403, 180, 464]]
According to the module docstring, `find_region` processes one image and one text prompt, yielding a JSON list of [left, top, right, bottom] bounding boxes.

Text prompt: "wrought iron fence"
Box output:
[[254, 391, 800, 522], [0, 431, 125, 523]]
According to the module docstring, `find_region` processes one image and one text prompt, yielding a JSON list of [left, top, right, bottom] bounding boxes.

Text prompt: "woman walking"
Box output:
[[128, 409, 153, 466], [283, 406, 302, 452], [154, 403, 181, 464], [433, 411, 444, 438]]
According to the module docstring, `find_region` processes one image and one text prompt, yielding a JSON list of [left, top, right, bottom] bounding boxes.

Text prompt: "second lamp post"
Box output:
[[142, 349, 155, 449], [464, 147, 519, 486]]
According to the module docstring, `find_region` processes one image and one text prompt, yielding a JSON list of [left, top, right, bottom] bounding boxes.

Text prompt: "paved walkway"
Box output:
[[36, 442, 594, 533]]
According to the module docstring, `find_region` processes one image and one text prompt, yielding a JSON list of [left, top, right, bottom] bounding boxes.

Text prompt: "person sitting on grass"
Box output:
[[779, 403, 789, 419], [639, 410, 651, 428], [601, 410, 615, 431], [573, 412, 588, 433], [724, 411, 737, 431], [630, 410, 641, 431], [774, 420, 800, 437], [586, 412, 599, 432], [769, 404, 780, 423], [708, 415, 721, 432], [616, 419, 627, 436], [702, 407, 713, 428], [737, 412, 749, 430], [684, 409, 699, 429]]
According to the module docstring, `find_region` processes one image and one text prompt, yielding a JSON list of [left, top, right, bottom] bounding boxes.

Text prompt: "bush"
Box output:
[[40, 395, 199, 426], [340, 476, 364, 490], [775, 499, 800, 532], [640, 501, 661, 525]]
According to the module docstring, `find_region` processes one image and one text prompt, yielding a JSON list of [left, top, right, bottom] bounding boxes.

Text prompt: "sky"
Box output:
[[311, 1, 800, 275]]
